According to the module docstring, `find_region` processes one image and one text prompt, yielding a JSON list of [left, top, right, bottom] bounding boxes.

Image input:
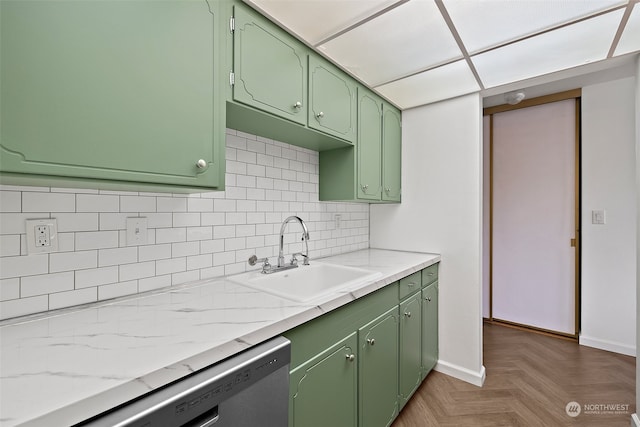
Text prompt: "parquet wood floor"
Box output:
[[392, 322, 635, 426]]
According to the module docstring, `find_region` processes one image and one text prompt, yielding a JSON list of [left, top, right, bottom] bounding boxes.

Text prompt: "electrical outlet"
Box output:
[[592, 210, 606, 225], [126, 217, 148, 246], [26, 219, 58, 254]]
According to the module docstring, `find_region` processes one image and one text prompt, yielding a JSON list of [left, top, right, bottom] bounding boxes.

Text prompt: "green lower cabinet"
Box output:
[[399, 293, 422, 407], [358, 307, 399, 427], [289, 333, 358, 427], [421, 282, 439, 378]]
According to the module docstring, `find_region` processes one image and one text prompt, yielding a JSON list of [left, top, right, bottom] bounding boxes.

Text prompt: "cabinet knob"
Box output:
[[366, 338, 375, 346], [425, 297, 432, 302], [345, 354, 355, 362], [361, 184, 368, 191], [293, 101, 302, 109], [404, 312, 411, 318], [196, 159, 207, 169], [316, 111, 324, 118]]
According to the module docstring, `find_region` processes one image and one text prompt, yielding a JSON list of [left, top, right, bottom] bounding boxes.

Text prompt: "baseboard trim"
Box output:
[[434, 360, 486, 387], [631, 413, 640, 427], [579, 335, 636, 356]]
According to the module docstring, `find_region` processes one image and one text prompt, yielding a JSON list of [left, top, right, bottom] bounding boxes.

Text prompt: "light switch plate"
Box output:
[[126, 217, 148, 246], [26, 218, 58, 254], [592, 209, 606, 225]]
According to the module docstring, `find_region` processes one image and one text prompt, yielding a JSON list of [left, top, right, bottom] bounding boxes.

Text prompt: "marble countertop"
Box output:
[[0, 249, 440, 427]]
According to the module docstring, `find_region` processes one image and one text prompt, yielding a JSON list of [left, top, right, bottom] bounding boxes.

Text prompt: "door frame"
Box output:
[[483, 89, 581, 339]]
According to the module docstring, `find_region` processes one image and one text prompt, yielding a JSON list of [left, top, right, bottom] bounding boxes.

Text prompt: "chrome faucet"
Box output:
[[247, 216, 310, 274], [278, 216, 310, 268]]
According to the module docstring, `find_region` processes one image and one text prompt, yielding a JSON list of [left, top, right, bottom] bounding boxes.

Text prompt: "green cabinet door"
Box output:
[[422, 282, 439, 378], [0, 0, 223, 189], [357, 88, 383, 200], [233, 4, 307, 126], [358, 306, 399, 427], [308, 56, 357, 143], [289, 333, 358, 427], [382, 105, 402, 202], [399, 293, 422, 407]]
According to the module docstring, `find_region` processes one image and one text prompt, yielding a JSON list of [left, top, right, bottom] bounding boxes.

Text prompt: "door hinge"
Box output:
[[229, 16, 235, 33], [229, 71, 235, 86]]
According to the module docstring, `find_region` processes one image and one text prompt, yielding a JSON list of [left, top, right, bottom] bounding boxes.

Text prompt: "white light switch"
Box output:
[[26, 218, 58, 254], [592, 210, 606, 225], [126, 217, 148, 246]]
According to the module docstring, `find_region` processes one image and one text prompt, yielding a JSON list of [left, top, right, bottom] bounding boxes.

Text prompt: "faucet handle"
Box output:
[[291, 252, 309, 266], [249, 255, 271, 273]]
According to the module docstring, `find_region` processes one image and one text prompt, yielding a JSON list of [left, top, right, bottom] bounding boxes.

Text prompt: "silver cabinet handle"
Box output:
[[196, 159, 207, 169], [361, 184, 368, 191], [385, 187, 391, 193], [428, 272, 435, 276], [346, 354, 355, 362], [366, 338, 375, 346], [404, 312, 411, 318], [407, 282, 416, 287], [293, 101, 302, 109], [425, 297, 432, 302], [316, 111, 324, 118]]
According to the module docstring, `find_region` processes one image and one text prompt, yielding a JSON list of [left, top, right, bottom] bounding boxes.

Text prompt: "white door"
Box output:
[[492, 99, 576, 335]]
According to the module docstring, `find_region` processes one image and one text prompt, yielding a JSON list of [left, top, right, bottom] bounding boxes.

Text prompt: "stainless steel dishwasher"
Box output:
[[79, 336, 290, 427]]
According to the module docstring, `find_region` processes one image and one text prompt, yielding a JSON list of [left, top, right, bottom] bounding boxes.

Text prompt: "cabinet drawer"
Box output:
[[421, 263, 439, 287], [399, 272, 421, 300]]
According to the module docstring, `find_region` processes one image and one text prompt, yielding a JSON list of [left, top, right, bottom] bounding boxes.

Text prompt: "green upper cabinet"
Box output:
[[0, 0, 224, 191], [232, 3, 307, 126], [382, 105, 402, 202], [358, 307, 399, 427], [319, 86, 401, 203], [357, 88, 383, 200], [289, 333, 358, 427], [308, 56, 357, 144]]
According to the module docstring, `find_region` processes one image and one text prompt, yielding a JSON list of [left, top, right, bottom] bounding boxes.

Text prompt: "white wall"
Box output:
[[370, 93, 485, 386], [0, 130, 369, 320], [634, 55, 640, 427], [482, 116, 490, 319], [581, 77, 637, 356]]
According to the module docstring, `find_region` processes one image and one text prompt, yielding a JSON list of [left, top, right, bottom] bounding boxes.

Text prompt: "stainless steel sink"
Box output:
[[228, 262, 382, 302]]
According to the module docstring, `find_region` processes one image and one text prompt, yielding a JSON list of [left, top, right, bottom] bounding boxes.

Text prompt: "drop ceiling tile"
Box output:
[[471, 9, 624, 89], [244, 0, 400, 46], [615, 5, 640, 56], [318, 0, 462, 87], [444, 0, 626, 54], [375, 60, 480, 109]]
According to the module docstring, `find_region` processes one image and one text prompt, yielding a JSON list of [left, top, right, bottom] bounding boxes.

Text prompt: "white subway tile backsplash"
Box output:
[[156, 257, 186, 275], [23, 192, 75, 212], [173, 213, 201, 228], [98, 247, 138, 267], [75, 266, 119, 289], [138, 244, 172, 262], [0, 235, 20, 257], [98, 280, 138, 300], [120, 196, 156, 213], [49, 287, 97, 310], [0, 130, 369, 320], [0, 278, 20, 301], [0, 191, 21, 212], [50, 250, 97, 273], [75, 231, 119, 251], [77, 194, 119, 212], [0, 295, 48, 319], [22, 272, 74, 297], [120, 261, 155, 281], [171, 241, 199, 258]]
